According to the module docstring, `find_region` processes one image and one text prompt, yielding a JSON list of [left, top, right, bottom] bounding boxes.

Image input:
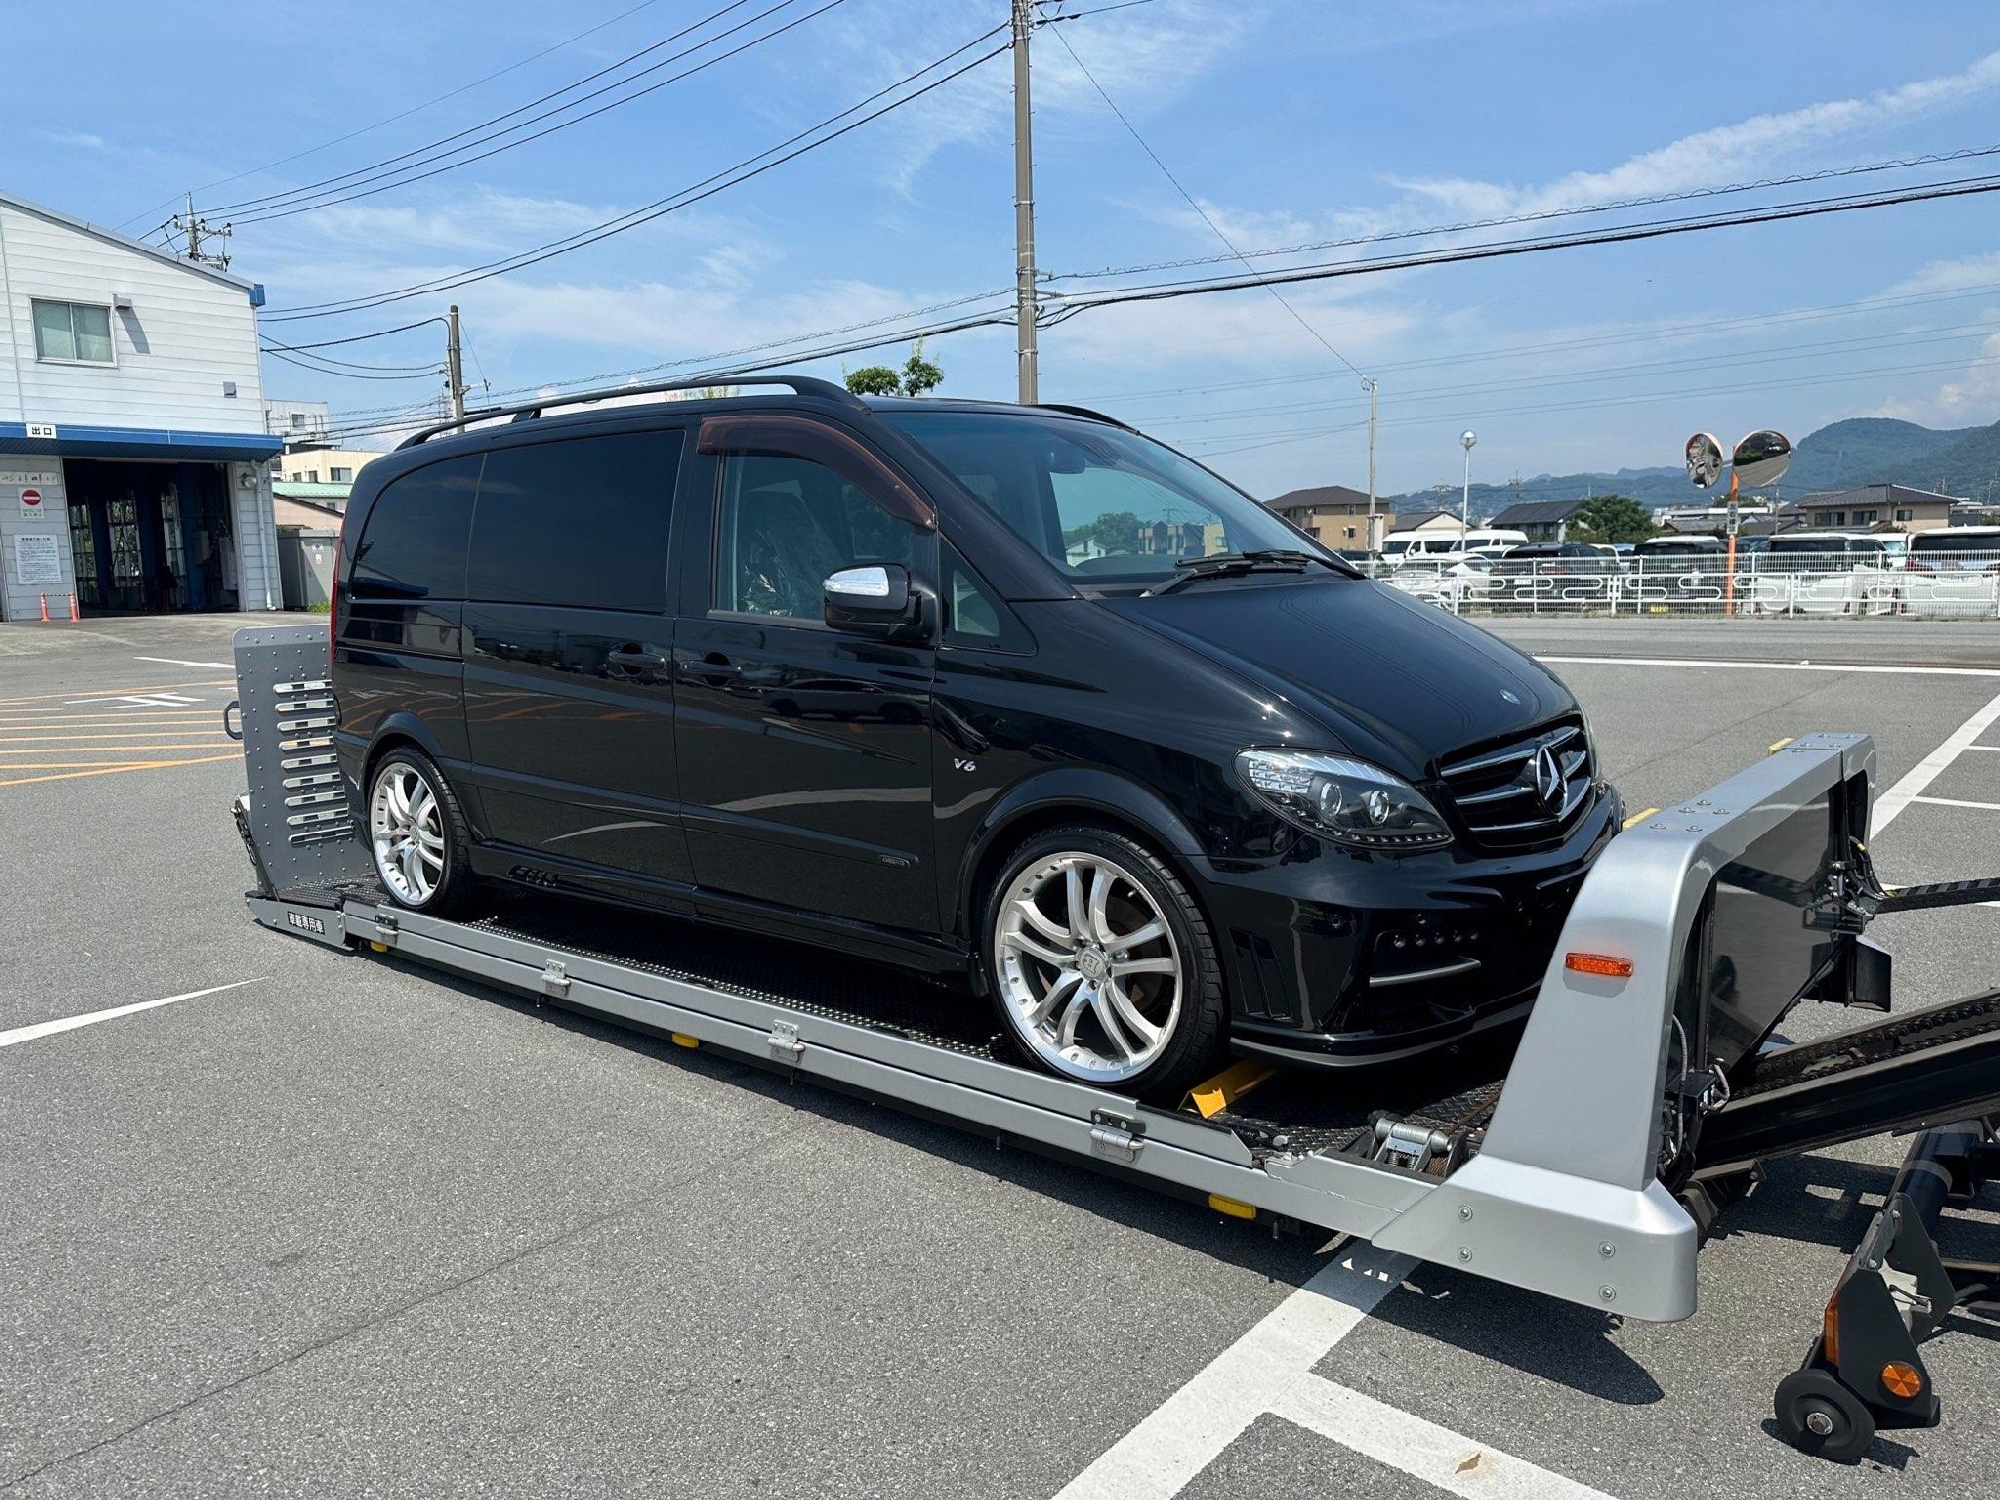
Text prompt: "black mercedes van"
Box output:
[[331, 376, 1616, 1095]]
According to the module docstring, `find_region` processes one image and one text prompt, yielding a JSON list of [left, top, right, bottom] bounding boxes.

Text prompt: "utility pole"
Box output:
[[1011, 0, 1039, 405], [1363, 378, 1380, 550], [172, 192, 232, 271], [445, 304, 468, 422]]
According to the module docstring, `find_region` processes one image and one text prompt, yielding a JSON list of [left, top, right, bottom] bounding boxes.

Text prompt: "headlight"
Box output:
[[1235, 749, 1454, 851]]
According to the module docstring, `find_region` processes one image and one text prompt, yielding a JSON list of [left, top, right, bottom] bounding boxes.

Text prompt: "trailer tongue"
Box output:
[[229, 624, 1999, 1461]]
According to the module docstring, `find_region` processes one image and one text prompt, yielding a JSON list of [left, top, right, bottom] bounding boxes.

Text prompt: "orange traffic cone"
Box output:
[[38, 592, 49, 623], [68, 591, 80, 622]]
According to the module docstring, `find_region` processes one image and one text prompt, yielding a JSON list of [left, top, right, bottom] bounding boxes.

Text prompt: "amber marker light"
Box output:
[[1565, 952, 1635, 978]]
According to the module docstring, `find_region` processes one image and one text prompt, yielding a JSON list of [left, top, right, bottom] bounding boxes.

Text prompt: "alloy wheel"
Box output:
[[370, 762, 446, 905], [993, 851, 1182, 1083]]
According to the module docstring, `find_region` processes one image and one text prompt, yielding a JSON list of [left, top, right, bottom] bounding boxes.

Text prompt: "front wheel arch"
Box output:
[[955, 770, 1210, 976]]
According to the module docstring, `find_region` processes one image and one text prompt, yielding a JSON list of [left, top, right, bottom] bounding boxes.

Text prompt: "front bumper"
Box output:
[[1198, 787, 1620, 1067]]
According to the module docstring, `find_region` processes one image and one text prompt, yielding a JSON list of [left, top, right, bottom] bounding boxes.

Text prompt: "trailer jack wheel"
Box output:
[[1775, 1369, 1874, 1464]]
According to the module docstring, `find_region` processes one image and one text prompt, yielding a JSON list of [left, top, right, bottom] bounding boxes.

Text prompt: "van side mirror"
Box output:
[[824, 564, 920, 635]]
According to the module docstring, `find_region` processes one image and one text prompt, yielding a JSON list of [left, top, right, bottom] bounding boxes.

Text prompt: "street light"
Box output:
[[1459, 430, 1477, 533]]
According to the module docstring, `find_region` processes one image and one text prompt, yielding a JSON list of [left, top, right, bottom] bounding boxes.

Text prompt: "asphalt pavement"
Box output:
[[3, 612, 1998, 1499]]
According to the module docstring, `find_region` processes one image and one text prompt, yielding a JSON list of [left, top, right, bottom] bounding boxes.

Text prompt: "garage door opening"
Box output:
[[64, 459, 240, 614]]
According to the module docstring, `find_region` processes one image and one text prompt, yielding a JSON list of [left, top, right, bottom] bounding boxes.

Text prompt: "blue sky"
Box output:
[[8, 0, 2000, 496]]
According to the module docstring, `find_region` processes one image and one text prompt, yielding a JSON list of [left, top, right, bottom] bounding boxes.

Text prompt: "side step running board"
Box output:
[[1690, 989, 2000, 1181]]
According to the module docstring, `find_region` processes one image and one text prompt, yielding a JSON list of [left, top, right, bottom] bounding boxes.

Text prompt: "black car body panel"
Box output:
[[332, 390, 1616, 1070]]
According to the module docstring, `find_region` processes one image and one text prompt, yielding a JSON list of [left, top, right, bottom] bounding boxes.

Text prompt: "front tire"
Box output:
[[984, 825, 1225, 1099], [366, 746, 475, 917]]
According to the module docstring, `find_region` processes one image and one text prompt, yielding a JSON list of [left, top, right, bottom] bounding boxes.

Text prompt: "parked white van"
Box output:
[[1380, 530, 1468, 566]]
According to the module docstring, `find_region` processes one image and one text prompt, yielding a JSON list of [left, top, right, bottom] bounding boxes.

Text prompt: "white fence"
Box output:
[[1373, 553, 2000, 619]]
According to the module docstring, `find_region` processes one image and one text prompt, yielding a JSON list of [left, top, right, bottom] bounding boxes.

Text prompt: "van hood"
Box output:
[[1100, 575, 1575, 777]]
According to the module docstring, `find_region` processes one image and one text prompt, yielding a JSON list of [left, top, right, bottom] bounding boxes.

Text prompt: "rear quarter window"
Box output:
[[351, 456, 481, 599]]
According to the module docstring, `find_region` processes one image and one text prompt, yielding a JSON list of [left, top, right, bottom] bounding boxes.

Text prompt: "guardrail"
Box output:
[[1367, 552, 2000, 619]]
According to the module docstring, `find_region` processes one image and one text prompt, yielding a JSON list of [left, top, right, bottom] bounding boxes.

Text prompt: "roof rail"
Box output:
[[1034, 401, 1136, 432], [394, 373, 866, 449]]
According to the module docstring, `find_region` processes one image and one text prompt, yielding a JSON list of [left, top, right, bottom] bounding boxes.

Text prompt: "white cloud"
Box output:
[[1880, 251, 2000, 299], [1871, 330, 2000, 425], [38, 128, 105, 150], [1395, 49, 2000, 219]]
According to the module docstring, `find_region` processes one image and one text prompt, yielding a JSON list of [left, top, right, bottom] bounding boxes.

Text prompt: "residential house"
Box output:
[[1265, 484, 1392, 549], [1794, 484, 1957, 533], [1485, 497, 1587, 543]]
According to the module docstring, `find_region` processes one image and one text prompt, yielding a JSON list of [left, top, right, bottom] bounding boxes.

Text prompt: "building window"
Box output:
[[31, 299, 115, 363], [330, 466, 353, 483], [1853, 509, 1878, 524], [1896, 508, 1913, 522], [1824, 511, 1846, 526], [305, 470, 319, 483], [290, 413, 307, 430]]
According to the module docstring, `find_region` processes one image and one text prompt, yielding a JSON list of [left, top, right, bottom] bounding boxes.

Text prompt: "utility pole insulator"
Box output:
[[1011, 0, 1039, 405], [172, 191, 233, 272]]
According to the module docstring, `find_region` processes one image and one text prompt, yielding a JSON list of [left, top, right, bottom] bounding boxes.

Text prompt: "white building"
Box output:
[[0, 189, 282, 620], [264, 397, 332, 445]]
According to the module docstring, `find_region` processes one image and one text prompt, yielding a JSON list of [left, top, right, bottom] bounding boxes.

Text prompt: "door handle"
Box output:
[[607, 646, 668, 671], [680, 654, 742, 683]]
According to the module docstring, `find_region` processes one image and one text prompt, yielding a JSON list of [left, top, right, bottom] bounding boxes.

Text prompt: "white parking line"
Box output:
[[1271, 1374, 1617, 1499], [0, 980, 261, 1049], [133, 656, 233, 669], [1536, 654, 2000, 678], [1052, 1243, 1414, 1499], [1912, 795, 2000, 812], [1873, 689, 2000, 830]]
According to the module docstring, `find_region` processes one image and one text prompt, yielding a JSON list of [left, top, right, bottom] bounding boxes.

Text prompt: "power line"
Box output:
[[1149, 319, 2000, 435], [258, 338, 442, 372], [1053, 142, 2000, 283], [206, 0, 760, 217], [228, 0, 844, 226], [1182, 351, 2000, 458], [112, 0, 679, 231], [260, 347, 444, 382], [258, 28, 1011, 322], [257, 317, 452, 351], [306, 306, 1016, 445], [1043, 172, 2000, 316], [1045, 20, 1367, 381], [1075, 279, 2000, 408]]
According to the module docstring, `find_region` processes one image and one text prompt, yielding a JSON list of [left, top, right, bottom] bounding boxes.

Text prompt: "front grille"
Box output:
[[1436, 717, 1594, 850]]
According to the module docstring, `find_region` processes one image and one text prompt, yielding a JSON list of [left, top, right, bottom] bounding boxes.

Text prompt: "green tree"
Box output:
[[844, 365, 902, 396], [1568, 494, 1659, 544], [843, 339, 945, 398], [898, 338, 944, 397]]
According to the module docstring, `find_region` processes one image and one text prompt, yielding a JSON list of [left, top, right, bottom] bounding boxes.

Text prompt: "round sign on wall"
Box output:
[[20, 488, 41, 507]]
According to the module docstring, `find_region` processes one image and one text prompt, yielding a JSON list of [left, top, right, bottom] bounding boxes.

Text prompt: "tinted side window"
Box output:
[[352, 456, 481, 599], [470, 429, 683, 611], [713, 452, 917, 620]]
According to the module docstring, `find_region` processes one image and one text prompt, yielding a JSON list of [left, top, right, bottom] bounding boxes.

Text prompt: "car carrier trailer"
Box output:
[[229, 624, 2000, 1462]]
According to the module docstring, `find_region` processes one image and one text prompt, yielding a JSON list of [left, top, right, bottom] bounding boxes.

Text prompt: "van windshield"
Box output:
[[882, 410, 1328, 584], [1383, 538, 1413, 554]]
